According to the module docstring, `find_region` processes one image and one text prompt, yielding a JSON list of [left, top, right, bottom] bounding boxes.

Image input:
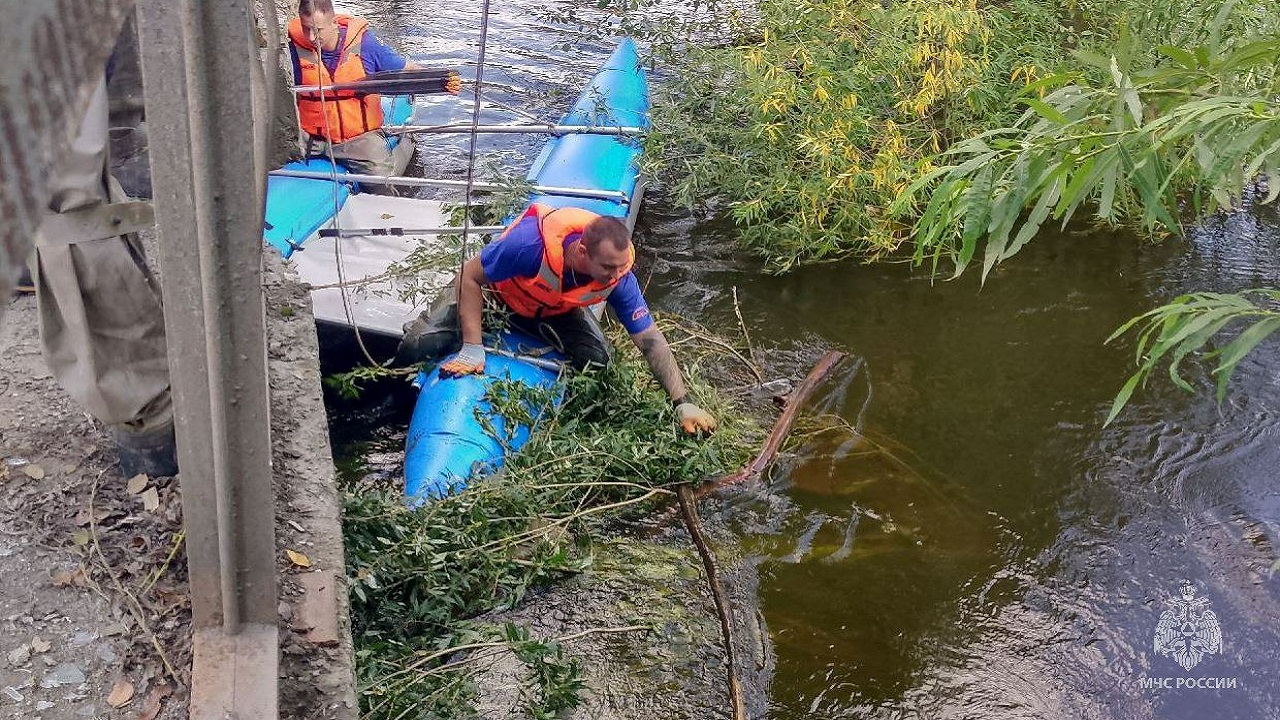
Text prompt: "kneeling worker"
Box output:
[[396, 204, 718, 436]]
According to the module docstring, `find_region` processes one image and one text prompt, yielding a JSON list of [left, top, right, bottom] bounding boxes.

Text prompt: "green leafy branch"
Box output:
[[1104, 289, 1280, 424], [899, 38, 1280, 281], [343, 316, 762, 718]]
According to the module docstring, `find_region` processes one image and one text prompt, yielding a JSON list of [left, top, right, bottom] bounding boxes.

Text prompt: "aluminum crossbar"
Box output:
[[267, 168, 630, 203], [317, 226, 507, 237], [384, 123, 645, 136]]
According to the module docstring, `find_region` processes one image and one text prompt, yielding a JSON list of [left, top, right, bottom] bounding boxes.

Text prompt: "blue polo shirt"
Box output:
[[289, 26, 407, 83], [480, 213, 654, 335]]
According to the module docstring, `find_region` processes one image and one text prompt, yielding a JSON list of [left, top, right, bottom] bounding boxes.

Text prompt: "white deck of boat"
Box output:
[[287, 194, 461, 338]]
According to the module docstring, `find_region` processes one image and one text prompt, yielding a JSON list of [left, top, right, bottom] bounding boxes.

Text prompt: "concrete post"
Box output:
[[135, 0, 279, 716]]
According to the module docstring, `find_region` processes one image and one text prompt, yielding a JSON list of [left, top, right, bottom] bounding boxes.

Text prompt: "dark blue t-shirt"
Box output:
[[480, 213, 654, 335], [290, 26, 407, 84]]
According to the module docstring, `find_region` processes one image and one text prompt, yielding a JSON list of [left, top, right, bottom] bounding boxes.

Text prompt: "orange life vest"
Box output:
[[492, 204, 635, 318], [288, 15, 384, 144]]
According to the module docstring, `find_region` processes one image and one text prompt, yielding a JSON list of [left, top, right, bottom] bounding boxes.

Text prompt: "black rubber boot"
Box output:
[[111, 421, 179, 478], [13, 266, 34, 295]]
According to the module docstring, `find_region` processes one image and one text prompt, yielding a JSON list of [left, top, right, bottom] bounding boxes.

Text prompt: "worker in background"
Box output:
[[395, 204, 719, 437], [288, 0, 460, 190]]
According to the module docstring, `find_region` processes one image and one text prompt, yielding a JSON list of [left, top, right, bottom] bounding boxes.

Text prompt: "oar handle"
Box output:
[[317, 225, 507, 238], [318, 227, 403, 237], [293, 68, 461, 96]]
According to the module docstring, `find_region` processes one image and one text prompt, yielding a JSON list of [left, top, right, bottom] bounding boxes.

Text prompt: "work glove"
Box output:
[[440, 343, 485, 378], [676, 402, 717, 436]]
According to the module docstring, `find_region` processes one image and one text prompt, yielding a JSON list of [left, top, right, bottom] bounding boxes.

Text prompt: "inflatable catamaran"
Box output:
[[261, 38, 649, 504]]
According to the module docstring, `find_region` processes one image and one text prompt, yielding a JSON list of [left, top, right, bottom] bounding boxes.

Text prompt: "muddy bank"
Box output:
[[463, 502, 772, 720]]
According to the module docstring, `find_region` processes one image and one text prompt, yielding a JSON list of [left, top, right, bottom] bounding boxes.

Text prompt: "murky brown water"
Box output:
[[331, 4, 1280, 718], [649, 207, 1280, 720]]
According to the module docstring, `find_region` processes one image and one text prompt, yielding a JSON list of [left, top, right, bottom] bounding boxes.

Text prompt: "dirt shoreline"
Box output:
[[1, 286, 189, 719], [0, 250, 360, 719]]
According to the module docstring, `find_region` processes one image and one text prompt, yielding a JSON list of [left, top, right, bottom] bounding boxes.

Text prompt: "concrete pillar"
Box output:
[[135, 0, 279, 716]]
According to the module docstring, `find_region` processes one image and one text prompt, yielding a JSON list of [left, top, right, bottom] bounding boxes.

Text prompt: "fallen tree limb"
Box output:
[[678, 484, 747, 720], [668, 350, 846, 719], [697, 349, 847, 498]]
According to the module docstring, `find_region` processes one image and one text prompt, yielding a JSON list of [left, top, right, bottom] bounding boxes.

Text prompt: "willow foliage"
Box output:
[[646, 0, 1064, 270], [900, 28, 1280, 280], [1105, 290, 1280, 424], [641, 0, 1280, 273]]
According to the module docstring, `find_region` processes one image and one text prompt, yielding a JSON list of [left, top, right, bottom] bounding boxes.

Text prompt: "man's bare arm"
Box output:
[[457, 256, 488, 346], [630, 325, 688, 402]]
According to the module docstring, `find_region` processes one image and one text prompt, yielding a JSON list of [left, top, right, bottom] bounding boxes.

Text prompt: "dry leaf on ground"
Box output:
[[285, 549, 311, 568], [137, 682, 172, 720], [51, 567, 87, 587], [21, 464, 45, 479], [107, 679, 135, 708], [126, 474, 149, 495], [141, 487, 160, 512], [30, 637, 50, 653]]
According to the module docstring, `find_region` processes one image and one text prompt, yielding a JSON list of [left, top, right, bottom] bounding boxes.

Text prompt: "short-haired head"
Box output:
[[576, 217, 632, 284], [298, 0, 338, 46], [582, 216, 631, 256], [298, 0, 334, 15]]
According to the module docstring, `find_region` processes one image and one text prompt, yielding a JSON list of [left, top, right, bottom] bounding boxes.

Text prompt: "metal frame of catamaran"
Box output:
[[277, 72, 647, 238]]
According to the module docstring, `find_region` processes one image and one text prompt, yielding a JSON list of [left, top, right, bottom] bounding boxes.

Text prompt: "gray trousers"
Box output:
[[34, 79, 172, 432], [395, 286, 614, 370], [305, 129, 414, 196]]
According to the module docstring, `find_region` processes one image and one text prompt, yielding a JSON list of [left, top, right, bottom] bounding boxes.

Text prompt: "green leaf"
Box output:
[[1019, 97, 1070, 125], [1157, 45, 1200, 69], [1056, 156, 1097, 225], [1097, 158, 1120, 220], [1006, 166, 1065, 260], [1211, 316, 1280, 399], [1105, 371, 1145, 427], [960, 165, 994, 268]]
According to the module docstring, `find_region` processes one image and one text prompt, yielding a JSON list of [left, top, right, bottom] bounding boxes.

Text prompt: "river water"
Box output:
[[329, 3, 1280, 718]]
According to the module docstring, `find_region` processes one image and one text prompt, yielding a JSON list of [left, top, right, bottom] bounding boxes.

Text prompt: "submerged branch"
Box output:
[[698, 350, 848, 497]]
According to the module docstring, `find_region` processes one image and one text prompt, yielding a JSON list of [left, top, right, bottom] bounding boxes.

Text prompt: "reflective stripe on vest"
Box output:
[[288, 15, 384, 144], [492, 204, 635, 318]]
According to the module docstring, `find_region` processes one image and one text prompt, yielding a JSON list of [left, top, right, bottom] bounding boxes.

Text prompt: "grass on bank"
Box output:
[[338, 317, 762, 719]]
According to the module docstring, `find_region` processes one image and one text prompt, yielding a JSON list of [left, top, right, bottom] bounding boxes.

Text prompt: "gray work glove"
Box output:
[[440, 342, 486, 378], [676, 402, 717, 435]]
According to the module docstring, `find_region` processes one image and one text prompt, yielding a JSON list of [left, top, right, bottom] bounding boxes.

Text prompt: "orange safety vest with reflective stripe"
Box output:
[[288, 15, 384, 144], [491, 204, 635, 318]]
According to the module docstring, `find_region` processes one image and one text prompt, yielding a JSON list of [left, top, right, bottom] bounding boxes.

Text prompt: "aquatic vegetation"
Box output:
[[644, 0, 1052, 270], [899, 13, 1280, 279], [630, 0, 1277, 274], [630, 0, 1280, 413]]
